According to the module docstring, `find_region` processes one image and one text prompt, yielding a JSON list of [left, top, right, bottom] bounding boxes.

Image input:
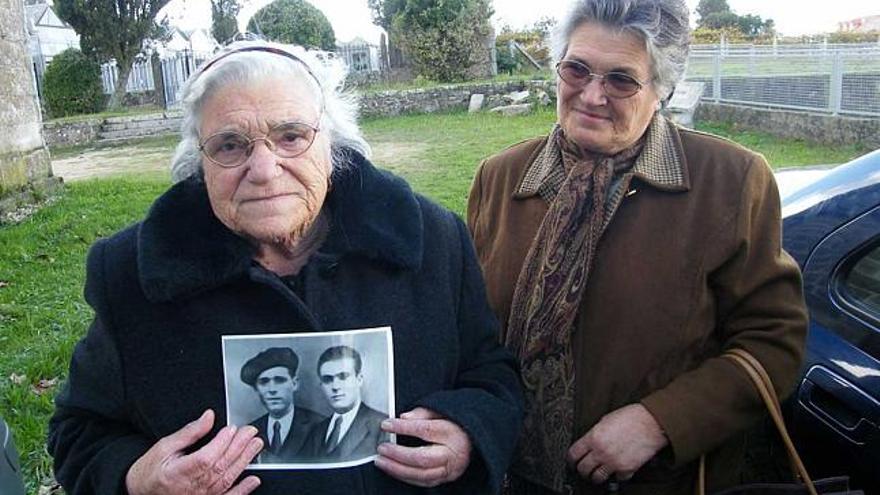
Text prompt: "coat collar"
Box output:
[[137, 152, 423, 303], [515, 113, 690, 199]]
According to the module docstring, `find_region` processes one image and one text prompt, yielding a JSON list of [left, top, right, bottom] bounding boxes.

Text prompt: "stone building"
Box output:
[[26, 1, 80, 60], [26, 1, 81, 91], [0, 0, 60, 219]]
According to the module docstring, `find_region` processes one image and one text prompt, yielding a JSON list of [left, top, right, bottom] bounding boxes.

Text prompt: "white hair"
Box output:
[[551, 0, 691, 101], [170, 41, 371, 183]]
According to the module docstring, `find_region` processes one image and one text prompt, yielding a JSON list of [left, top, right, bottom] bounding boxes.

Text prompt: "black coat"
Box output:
[[48, 154, 524, 495]]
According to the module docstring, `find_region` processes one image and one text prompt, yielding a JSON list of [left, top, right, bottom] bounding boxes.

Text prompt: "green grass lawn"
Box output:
[[0, 178, 170, 492], [363, 107, 558, 214], [0, 109, 871, 492]]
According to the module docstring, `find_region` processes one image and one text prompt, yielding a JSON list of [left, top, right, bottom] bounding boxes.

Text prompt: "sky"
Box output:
[[162, 0, 879, 44]]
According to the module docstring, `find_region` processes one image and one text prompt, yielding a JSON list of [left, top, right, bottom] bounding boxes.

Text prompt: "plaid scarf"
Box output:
[[505, 125, 643, 492]]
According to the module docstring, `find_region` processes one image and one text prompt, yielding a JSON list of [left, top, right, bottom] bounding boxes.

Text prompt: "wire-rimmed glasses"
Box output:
[[198, 121, 321, 168], [555, 59, 647, 99]]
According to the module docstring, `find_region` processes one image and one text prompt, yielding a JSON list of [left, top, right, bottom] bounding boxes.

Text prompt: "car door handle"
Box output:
[[798, 366, 880, 445]]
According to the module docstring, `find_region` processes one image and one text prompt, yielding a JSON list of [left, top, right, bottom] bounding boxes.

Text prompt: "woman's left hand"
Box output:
[[567, 403, 668, 484], [375, 407, 472, 487]]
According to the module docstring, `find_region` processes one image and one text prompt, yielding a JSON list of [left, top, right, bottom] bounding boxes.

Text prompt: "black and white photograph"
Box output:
[[222, 326, 395, 470]]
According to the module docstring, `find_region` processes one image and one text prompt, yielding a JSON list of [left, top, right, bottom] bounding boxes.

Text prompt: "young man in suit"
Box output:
[[240, 347, 324, 463], [310, 345, 389, 462]]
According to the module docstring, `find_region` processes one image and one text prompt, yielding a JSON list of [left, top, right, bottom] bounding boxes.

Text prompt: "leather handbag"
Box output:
[[696, 348, 863, 495]]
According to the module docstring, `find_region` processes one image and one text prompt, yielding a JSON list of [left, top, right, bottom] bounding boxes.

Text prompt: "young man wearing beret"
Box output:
[[240, 347, 324, 463]]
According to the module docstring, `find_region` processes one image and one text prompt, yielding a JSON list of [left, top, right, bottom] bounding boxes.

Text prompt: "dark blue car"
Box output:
[[780, 149, 880, 492]]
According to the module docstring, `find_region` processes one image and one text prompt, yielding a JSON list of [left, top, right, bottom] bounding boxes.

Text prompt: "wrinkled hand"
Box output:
[[566, 404, 668, 484], [126, 409, 263, 495], [375, 407, 472, 487]]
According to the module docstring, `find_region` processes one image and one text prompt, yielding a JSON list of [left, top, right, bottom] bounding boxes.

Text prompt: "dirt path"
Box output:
[[51, 140, 176, 181]]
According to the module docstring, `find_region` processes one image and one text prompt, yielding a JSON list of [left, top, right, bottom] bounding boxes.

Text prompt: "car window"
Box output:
[[842, 245, 880, 317]]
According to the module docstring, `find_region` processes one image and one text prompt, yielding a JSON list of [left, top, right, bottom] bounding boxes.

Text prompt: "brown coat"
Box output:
[[467, 120, 807, 494]]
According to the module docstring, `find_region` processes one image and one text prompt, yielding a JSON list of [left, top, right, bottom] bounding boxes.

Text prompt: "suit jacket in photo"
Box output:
[[308, 403, 388, 462], [251, 406, 324, 463]]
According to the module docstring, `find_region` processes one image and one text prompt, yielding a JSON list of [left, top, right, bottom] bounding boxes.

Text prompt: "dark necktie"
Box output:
[[325, 416, 343, 453], [270, 420, 282, 455]]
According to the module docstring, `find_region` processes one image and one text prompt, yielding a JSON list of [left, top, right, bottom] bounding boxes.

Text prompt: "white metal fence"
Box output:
[[685, 43, 880, 117], [158, 50, 211, 107], [99, 50, 212, 107], [87, 43, 880, 116], [100, 58, 156, 94], [97, 45, 382, 108]]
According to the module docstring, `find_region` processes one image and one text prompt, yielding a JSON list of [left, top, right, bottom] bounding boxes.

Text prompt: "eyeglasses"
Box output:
[[198, 121, 321, 168], [555, 60, 646, 99]]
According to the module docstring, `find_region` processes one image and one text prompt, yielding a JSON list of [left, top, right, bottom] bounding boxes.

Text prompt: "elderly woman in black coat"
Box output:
[[48, 41, 523, 495]]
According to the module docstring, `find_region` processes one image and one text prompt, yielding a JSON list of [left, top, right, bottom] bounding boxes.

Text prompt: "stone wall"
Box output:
[[358, 80, 554, 118], [38, 82, 876, 151], [42, 119, 103, 147], [0, 0, 61, 219], [696, 103, 880, 148]]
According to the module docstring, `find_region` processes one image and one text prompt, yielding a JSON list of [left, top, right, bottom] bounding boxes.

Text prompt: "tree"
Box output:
[[247, 0, 335, 50], [702, 10, 739, 29], [695, 0, 732, 26], [737, 14, 774, 37], [532, 16, 557, 39], [55, 0, 170, 110], [695, 0, 774, 40], [212, 0, 240, 45], [392, 0, 493, 82], [367, 0, 406, 31]]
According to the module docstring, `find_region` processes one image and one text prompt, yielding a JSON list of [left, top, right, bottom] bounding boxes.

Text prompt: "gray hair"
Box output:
[[550, 0, 690, 101], [170, 41, 371, 183]]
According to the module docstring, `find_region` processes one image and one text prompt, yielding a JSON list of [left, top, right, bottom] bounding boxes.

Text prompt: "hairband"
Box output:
[[192, 45, 323, 90]]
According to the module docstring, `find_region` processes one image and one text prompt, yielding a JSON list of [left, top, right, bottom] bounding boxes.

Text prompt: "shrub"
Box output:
[[392, 0, 493, 82], [42, 48, 105, 118]]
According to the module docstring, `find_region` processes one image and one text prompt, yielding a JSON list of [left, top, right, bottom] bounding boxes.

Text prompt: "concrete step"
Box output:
[[97, 111, 182, 141]]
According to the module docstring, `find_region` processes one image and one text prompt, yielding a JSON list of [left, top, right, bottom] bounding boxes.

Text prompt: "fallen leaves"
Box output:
[[7, 373, 60, 395], [31, 377, 59, 395]]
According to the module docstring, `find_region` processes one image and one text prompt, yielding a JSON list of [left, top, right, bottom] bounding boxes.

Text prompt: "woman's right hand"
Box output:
[[125, 409, 263, 495]]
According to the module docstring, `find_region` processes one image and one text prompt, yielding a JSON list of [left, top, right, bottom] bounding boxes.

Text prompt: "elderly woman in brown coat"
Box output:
[[467, 1, 807, 494]]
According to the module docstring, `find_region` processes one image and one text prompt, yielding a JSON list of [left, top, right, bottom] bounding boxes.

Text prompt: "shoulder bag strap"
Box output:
[[696, 349, 818, 495]]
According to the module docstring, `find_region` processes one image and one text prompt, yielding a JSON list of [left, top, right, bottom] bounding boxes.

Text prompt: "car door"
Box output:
[[793, 203, 880, 491]]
